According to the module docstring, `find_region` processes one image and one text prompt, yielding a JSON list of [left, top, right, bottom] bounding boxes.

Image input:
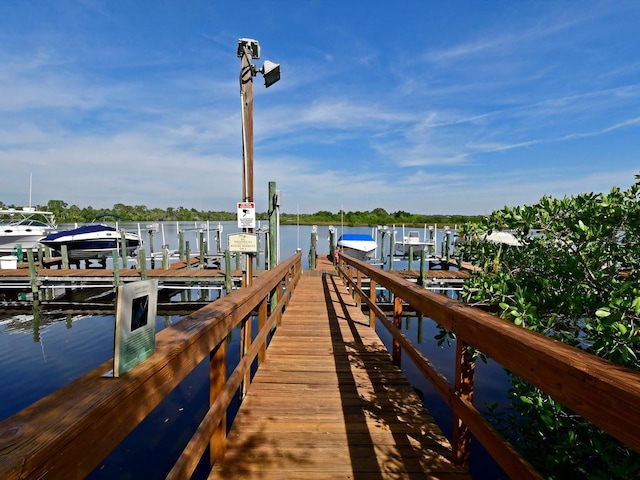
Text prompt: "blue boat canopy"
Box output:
[[338, 234, 375, 242], [42, 224, 117, 241]]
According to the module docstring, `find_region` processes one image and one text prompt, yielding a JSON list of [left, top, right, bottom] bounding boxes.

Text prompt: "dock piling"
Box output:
[[119, 230, 127, 267], [27, 249, 38, 299], [112, 249, 120, 286]]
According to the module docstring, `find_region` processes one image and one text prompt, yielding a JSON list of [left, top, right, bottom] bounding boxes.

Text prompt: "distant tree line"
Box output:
[[279, 208, 478, 227], [0, 200, 481, 226]]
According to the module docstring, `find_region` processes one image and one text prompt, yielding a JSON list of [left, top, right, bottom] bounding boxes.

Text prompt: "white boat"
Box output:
[[394, 225, 435, 255], [39, 214, 142, 260], [481, 231, 521, 247], [0, 207, 57, 256], [337, 233, 378, 260]]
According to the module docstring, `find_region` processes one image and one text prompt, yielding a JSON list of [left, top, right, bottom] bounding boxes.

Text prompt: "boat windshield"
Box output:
[[0, 209, 57, 227]]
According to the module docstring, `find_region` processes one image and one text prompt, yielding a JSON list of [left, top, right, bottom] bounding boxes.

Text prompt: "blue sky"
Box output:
[[1, 1, 639, 215]]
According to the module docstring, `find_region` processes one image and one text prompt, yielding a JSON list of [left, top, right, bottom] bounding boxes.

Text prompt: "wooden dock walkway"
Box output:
[[211, 268, 469, 479]]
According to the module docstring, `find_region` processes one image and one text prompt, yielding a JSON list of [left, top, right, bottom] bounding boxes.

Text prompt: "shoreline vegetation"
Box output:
[[0, 200, 482, 227]]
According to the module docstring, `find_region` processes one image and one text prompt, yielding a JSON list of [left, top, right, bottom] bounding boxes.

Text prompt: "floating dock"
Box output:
[[0, 256, 244, 300]]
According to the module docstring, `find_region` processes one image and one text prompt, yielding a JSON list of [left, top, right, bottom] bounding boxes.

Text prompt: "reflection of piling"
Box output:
[[32, 299, 41, 342]]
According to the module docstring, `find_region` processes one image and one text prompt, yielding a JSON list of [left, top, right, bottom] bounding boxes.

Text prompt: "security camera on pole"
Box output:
[[237, 38, 280, 286]]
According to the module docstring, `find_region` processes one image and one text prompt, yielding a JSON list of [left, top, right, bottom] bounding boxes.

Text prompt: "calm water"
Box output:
[[0, 223, 508, 478]]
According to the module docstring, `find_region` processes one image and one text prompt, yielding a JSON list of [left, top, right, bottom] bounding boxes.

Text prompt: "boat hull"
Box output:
[[0, 231, 48, 254], [0, 208, 57, 255], [49, 242, 140, 260], [337, 234, 377, 261], [394, 241, 435, 255]]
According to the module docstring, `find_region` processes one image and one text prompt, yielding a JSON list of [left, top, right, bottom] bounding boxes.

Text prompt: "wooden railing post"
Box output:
[[259, 296, 268, 364], [241, 314, 252, 398], [452, 340, 475, 466], [355, 269, 362, 306], [392, 295, 403, 366], [343, 263, 349, 291], [276, 280, 283, 326], [209, 341, 226, 465], [369, 278, 377, 329]]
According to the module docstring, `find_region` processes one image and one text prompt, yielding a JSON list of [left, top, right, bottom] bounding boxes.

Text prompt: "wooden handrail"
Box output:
[[337, 253, 640, 479], [0, 253, 302, 480]]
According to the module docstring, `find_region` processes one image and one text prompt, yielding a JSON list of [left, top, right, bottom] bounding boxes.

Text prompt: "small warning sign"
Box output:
[[237, 202, 256, 229], [228, 233, 258, 253]]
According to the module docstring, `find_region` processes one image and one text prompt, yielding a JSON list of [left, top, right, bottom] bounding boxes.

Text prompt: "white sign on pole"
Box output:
[[228, 232, 258, 253], [237, 202, 256, 229]]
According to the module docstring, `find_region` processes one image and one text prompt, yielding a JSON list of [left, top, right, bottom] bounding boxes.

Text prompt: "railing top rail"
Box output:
[[339, 253, 640, 453]]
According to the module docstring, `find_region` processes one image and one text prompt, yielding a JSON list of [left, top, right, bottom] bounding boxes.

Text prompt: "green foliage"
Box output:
[[1, 200, 480, 226], [280, 209, 480, 227], [454, 175, 640, 478], [5, 200, 240, 223]]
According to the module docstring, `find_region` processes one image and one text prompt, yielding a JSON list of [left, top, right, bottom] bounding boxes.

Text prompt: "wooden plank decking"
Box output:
[[211, 269, 470, 479]]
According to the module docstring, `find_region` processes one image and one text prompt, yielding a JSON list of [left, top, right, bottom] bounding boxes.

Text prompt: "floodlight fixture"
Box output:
[[237, 38, 260, 59], [261, 60, 281, 88]]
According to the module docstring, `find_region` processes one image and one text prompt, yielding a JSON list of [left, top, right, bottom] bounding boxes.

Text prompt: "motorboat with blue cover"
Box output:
[[40, 214, 141, 260]]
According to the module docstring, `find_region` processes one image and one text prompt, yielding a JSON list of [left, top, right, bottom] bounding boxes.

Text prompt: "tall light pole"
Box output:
[[237, 38, 280, 286]]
